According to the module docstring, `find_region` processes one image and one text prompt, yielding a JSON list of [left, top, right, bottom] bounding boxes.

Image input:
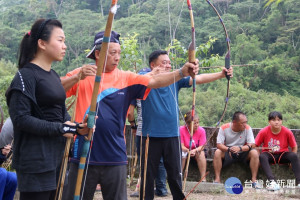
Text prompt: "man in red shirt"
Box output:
[[255, 111, 300, 191]]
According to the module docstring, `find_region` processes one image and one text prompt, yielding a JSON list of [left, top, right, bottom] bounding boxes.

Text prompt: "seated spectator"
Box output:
[[255, 111, 300, 191], [0, 118, 14, 149], [180, 111, 207, 182], [213, 111, 261, 189], [0, 118, 17, 200]]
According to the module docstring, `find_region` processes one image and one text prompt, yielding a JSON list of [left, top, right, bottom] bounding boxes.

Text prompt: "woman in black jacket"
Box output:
[[6, 19, 88, 200]]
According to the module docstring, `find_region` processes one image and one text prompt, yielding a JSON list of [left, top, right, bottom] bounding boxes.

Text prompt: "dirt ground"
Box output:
[[93, 187, 300, 200], [13, 181, 299, 199]]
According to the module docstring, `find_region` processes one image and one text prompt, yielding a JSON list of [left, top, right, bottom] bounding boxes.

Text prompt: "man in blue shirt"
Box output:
[[140, 50, 233, 200]]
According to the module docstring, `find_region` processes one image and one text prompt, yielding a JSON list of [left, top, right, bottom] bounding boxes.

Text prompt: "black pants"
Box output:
[[62, 162, 127, 200], [20, 190, 56, 200], [140, 137, 185, 200], [259, 151, 300, 184]]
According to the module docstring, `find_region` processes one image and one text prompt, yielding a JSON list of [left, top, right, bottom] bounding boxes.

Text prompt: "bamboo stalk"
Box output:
[[142, 135, 149, 200], [129, 129, 135, 186], [129, 151, 138, 186], [56, 71, 82, 200]]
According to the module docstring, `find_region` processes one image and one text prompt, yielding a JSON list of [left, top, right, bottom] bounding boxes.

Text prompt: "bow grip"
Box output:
[[188, 42, 196, 79], [225, 51, 230, 81]]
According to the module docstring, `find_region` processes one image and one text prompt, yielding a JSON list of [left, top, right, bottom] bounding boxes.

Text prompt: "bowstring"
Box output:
[[167, 0, 187, 182], [168, 86, 198, 148]]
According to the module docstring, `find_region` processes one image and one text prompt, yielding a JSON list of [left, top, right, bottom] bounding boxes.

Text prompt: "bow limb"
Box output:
[[203, 0, 231, 136], [187, 0, 196, 65], [73, 1, 119, 199], [182, 0, 197, 193], [206, 0, 231, 127], [206, 0, 231, 80]]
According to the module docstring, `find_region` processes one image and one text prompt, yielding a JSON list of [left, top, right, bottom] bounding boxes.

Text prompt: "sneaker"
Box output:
[[213, 181, 221, 184], [252, 182, 263, 189], [154, 189, 168, 197], [130, 191, 139, 197], [155, 192, 168, 197], [266, 180, 280, 191]]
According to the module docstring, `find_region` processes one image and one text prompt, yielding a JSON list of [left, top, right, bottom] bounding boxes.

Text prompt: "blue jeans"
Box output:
[[0, 167, 17, 200], [155, 157, 168, 196]]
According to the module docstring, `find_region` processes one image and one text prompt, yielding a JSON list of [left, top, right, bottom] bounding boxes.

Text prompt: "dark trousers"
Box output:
[[62, 162, 127, 200], [155, 157, 168, 196], [259, 151, 300, 184], [137, 135, 168, 195], [140, 137, 185, 200], [20, 190, 56, 200]]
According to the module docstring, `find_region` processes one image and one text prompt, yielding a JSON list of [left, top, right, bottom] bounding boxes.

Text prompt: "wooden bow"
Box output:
[[182, 0, 197, 193], [73, 1, 119, 199], [184, 0, 232, 197]]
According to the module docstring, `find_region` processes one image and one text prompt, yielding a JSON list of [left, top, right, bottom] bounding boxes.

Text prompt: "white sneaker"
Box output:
[[252, 182, 263, 189], [266, 180, 280, 191]]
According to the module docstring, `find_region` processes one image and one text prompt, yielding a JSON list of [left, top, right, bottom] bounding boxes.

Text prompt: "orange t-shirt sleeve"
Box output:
[[62, 68, 81, 97]]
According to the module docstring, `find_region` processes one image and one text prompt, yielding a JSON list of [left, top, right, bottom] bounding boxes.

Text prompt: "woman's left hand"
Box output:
[[1, 144, 12, 156]]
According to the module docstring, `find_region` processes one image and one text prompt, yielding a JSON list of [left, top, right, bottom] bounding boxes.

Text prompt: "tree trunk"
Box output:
[[100, 0, 104, 17]]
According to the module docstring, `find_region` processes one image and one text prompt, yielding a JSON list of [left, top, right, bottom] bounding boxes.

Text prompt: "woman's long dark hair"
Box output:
[[18, 18, 63, 69]]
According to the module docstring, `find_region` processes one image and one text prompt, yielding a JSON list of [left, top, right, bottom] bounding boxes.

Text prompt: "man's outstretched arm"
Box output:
[[147, 62, 198, 88], [192, 67, 233, 85]]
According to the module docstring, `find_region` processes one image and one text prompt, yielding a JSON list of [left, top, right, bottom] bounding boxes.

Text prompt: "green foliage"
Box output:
[[264, 0, 285, 8], [119, 33, 143, 72], [178, 81, 300, 128], [234, 54, 300, 96], [232, 33, 268, 64], [53, 9, 102, 75], [166, 39, 187, 69], [167, 37, 220, 69], [0, 59, 17, 119], [0, 26, 20, 62], [0, 59, 17, 76]]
